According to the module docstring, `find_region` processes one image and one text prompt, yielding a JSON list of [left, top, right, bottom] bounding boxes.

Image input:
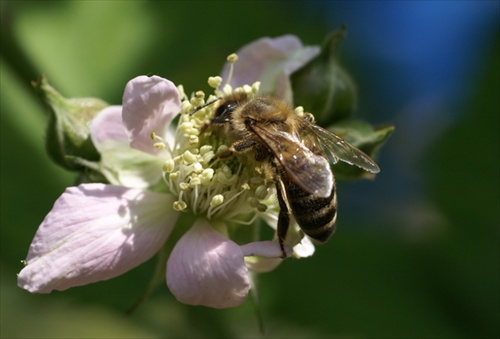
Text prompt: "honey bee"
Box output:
[[199, 92, 380, 257]]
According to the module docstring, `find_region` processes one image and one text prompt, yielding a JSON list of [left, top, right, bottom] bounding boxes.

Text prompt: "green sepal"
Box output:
[[34, 76, 107, 170], [329, 120, 394, 180], [291, 26, 357, 126]]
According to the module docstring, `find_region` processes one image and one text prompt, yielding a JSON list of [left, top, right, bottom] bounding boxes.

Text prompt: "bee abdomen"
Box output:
[[287, 183, 337, 242]]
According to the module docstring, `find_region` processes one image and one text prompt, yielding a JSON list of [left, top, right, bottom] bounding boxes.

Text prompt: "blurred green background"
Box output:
[[1, 1, 498, 338]]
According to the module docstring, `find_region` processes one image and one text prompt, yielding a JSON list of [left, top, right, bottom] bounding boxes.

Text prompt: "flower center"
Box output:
[[160, 80, 276, 224]]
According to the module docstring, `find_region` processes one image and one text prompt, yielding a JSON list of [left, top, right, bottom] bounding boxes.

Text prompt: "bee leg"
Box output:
[[213, 140, 259, 160], [275, 173, 292, 258]]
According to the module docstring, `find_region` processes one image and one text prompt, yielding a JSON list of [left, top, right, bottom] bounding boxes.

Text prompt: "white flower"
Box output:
[[18, 35, 318, 308]]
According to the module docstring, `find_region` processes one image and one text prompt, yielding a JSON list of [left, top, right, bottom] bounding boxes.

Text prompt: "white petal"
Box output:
[[293, 236, 316, 258], [166, 220, 250, 308], [220, 35, 320, 102], [18, 184, 178, 293], [122, 76, 180, 155]]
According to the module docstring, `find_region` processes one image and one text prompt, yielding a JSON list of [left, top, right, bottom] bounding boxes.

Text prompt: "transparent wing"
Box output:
[[250, 124, 333, 198], [305, 123, 380, 173]]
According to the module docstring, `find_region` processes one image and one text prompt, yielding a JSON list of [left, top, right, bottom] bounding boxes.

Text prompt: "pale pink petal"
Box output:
[[18, 183, 178, 293], [240, 240, 292, 258], [241, 241, 290, 274], [220, 35, 320, 101], [244, 237, 313, 272], [245, 257, 282, 273], [122, 76, 180, 155], [89, 105, 165, 189], [166, 220, 250, 308], [90, 105, 128, 151]]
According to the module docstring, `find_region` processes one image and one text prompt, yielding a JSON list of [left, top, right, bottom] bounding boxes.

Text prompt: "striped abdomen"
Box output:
[[285, 176, 337, 242]]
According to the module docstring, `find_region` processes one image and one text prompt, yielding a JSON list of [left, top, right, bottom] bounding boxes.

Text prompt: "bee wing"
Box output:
[[305, 123, 380, 174], [250, 124, 333, 198]]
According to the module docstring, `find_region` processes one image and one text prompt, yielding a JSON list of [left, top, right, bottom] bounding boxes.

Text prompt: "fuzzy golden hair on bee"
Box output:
[[200, 92, 379, 257]]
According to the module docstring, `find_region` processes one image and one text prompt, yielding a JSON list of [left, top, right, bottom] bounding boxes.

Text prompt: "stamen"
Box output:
[[182, 150, 198, 164], [179, 182, 190, 191], [210, 194, 224, 207], [169, 171, 180, 181], [209, 182, 249, 217], [226, 212, 259, 226], [151, 131, 167, 149], [227, 53, 239, 63], [191, 184, 199, 214], [224, 53, 239, 88], [208, 76, 222, 89], [173, 200, 187, 211], [200, 168, 214, 185], [254, 185, 268, 200], [189, 135, 199, 145], [163, 159, 175, 173]]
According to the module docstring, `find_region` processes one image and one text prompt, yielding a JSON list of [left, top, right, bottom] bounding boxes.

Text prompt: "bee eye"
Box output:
[[215, 101, 236, 117], [212, 101, 238, 124]]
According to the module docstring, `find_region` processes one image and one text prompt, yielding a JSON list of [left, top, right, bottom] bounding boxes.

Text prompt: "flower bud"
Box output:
[[291, 26, 357, 126], [34, 76, 107, 170]]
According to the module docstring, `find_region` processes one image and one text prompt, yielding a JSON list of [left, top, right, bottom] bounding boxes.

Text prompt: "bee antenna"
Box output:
[[189, 97, 221, 116]]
